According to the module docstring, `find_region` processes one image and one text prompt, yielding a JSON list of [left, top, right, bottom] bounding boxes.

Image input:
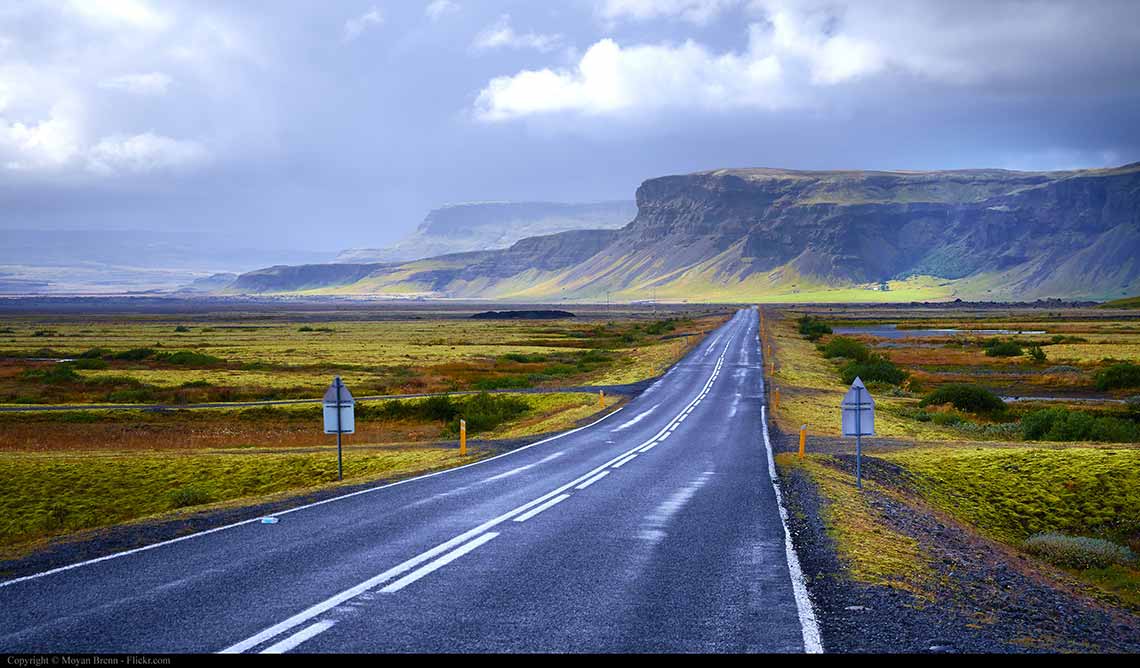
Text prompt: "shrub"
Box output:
[[173, 325, 191, 333], [1049, 335, 1088, 344], [931, 412, 963, 426], [1020, 407, 1140, 442], [1026, 345, 1047, 362], [22, 364, 80, 384], [1024, 533, 1135, 570], [153, 350, 224, 366], [501, 353, 547, 364], [1095, 362, 1140, 390], [113, 348, 155, 361], [450, 392, 530, 434], [645, 319, 677, 335], [72, 358, 109, 370], [840, 355, 907, 386], [919, 384, 1006, 414], [797, 316, 832, 341], [984, 340, 1023, 357], [78, 347, 110, 359], [166, 485, 213, 509], [820, 336, 870, 362]]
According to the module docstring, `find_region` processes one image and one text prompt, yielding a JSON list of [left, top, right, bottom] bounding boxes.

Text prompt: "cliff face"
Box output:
[[335, 200, 635, 263], [230, 164, 1140, 302]]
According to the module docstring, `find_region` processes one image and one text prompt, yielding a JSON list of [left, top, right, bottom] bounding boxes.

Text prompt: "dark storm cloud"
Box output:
[[0, 0, 1138, 252]]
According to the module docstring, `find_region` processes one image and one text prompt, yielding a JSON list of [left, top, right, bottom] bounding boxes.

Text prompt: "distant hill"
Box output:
[[228, 163, 1140, 302], [335, 201, 636, 263], [1101, 294, 1140, 308]]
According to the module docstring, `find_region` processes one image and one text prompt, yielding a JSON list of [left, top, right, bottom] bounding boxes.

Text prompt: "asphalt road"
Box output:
[[0, 308, 817, 653]]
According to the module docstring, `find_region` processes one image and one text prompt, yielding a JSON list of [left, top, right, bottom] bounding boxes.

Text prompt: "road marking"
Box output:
[[611, 454, 638, 468], [260, 620, 337, 654], [512, 494, 571, 523], [482, 452, 564, 482], [761, 404, 824, 654], [380, 532, 499, 593], [220, 325, 741, 654], [575, 471, 610, 489], [0, 403, 626, 590], [612, 405, 658, 432], [638, 440, 659, 453]]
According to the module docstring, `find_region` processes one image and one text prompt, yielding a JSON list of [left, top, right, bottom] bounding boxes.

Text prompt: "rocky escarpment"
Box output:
[[229, 163, 1140, 301], [336, 200, 634, 264]]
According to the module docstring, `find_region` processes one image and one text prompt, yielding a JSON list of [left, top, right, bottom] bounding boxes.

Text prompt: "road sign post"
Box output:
[[841, 377, 875, 490], [323, 376, 355, 481]]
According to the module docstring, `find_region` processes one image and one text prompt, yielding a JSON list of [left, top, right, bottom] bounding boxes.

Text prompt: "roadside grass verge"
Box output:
[[0, 447, 470, 559], [881, 447, 1140, 607], [775, 453, 933, 596]]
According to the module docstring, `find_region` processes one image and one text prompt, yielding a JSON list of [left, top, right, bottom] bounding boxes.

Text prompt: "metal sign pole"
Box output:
[[335, 376, 343, 481], [855, 385, 862, 490]]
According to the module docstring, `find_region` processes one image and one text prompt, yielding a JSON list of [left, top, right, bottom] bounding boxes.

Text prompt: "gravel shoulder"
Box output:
[[772, 426, 1140, 653]]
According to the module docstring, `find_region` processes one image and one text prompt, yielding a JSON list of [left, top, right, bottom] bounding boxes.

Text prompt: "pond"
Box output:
[[832, 324, 1046, 339]]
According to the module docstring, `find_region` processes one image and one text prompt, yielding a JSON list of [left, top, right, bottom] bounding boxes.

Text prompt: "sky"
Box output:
[[1, 0, 1139, 253]]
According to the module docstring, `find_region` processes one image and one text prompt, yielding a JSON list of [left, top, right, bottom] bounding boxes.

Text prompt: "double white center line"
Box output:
[[221, 328, 739, 654]]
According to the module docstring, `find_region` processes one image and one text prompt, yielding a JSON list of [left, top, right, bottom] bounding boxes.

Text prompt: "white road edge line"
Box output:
[[574, 471, 610, 490], [380, 532, 499, 593], [219, 328, 740, 654], [0, 403, 628, 589], [761, 404, 824, 654], [259, 620, 337, 655], [512, 494, 571, 523]]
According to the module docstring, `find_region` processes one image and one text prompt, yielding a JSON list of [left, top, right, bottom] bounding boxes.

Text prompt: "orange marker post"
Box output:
[[799, 424, 807, 459], [459, 419, 467, 456]]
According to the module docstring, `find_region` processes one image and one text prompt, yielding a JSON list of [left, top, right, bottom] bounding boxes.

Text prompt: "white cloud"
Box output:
[[475, 37, 784, 120], [65, 0, 171, 31], [477, 0, 1140, 121], [473, 15, 562, 53], [343, 7, 383, 42], [86, 132, 208, 174], [0, 107, 83, 170], [597, 0, 739, 24], [99, 72, 172, 96], [425, 1, 459, 22]]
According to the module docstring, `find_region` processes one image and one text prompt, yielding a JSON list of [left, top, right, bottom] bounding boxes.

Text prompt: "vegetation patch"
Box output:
[[776, 453, 932, 594], [1095, 362, 1140, 391], [919, 384, 1006, 414], [1021, 407, 1140, 443], [1025, 533, 1135, 570], [797, 315, 833, 341]]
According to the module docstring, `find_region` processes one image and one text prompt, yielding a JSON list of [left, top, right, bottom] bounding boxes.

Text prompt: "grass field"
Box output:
[[766, 303, 1140, 610], [0, 305, 726, 558], [0, 311, 724, 405]]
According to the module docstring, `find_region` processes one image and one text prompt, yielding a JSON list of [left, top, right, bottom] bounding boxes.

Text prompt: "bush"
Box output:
[[1024, 533, 1135, 570], [174, 326, 191, 333], [984, 340, 1023, 357], [72, 358, 109, 370], [645, 319, 677, 335], [840, 355, 907, 386], [113, 348, 156, 361], [919, 384, 1006, 414], [450, 392, 530, 434], [820, 336, 870, 362], [1095, 362, 1140, 390], [931, 412, 963, 426], [153, 350, 224, 366], [501, 353, 547, 364], [22, 364, 80, 384], [1026, 345, 1047, 362], [78, 347, 110, 359], [797, 316, 832, 341], [166, 485, 213, 509], [1020, 407, 1140, 442]]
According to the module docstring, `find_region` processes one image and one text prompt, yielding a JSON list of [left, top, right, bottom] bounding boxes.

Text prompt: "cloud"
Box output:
[[472, 15, 562, 53], [596, 0, 739, 24], [343, 7, 383, 42], [476, 0, 1140, 121], [99, 72, 172, 96], [86, 132, 208, 174], [64, 0, 172, 31], [475, 37, 784, 120], [425, 1, 459, 22], [0, 107, 83, 170]]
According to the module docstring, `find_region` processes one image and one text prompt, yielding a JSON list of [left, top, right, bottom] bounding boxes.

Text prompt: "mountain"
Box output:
[[228, 163, 1140, 302], [335, 200, 636, 263]]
